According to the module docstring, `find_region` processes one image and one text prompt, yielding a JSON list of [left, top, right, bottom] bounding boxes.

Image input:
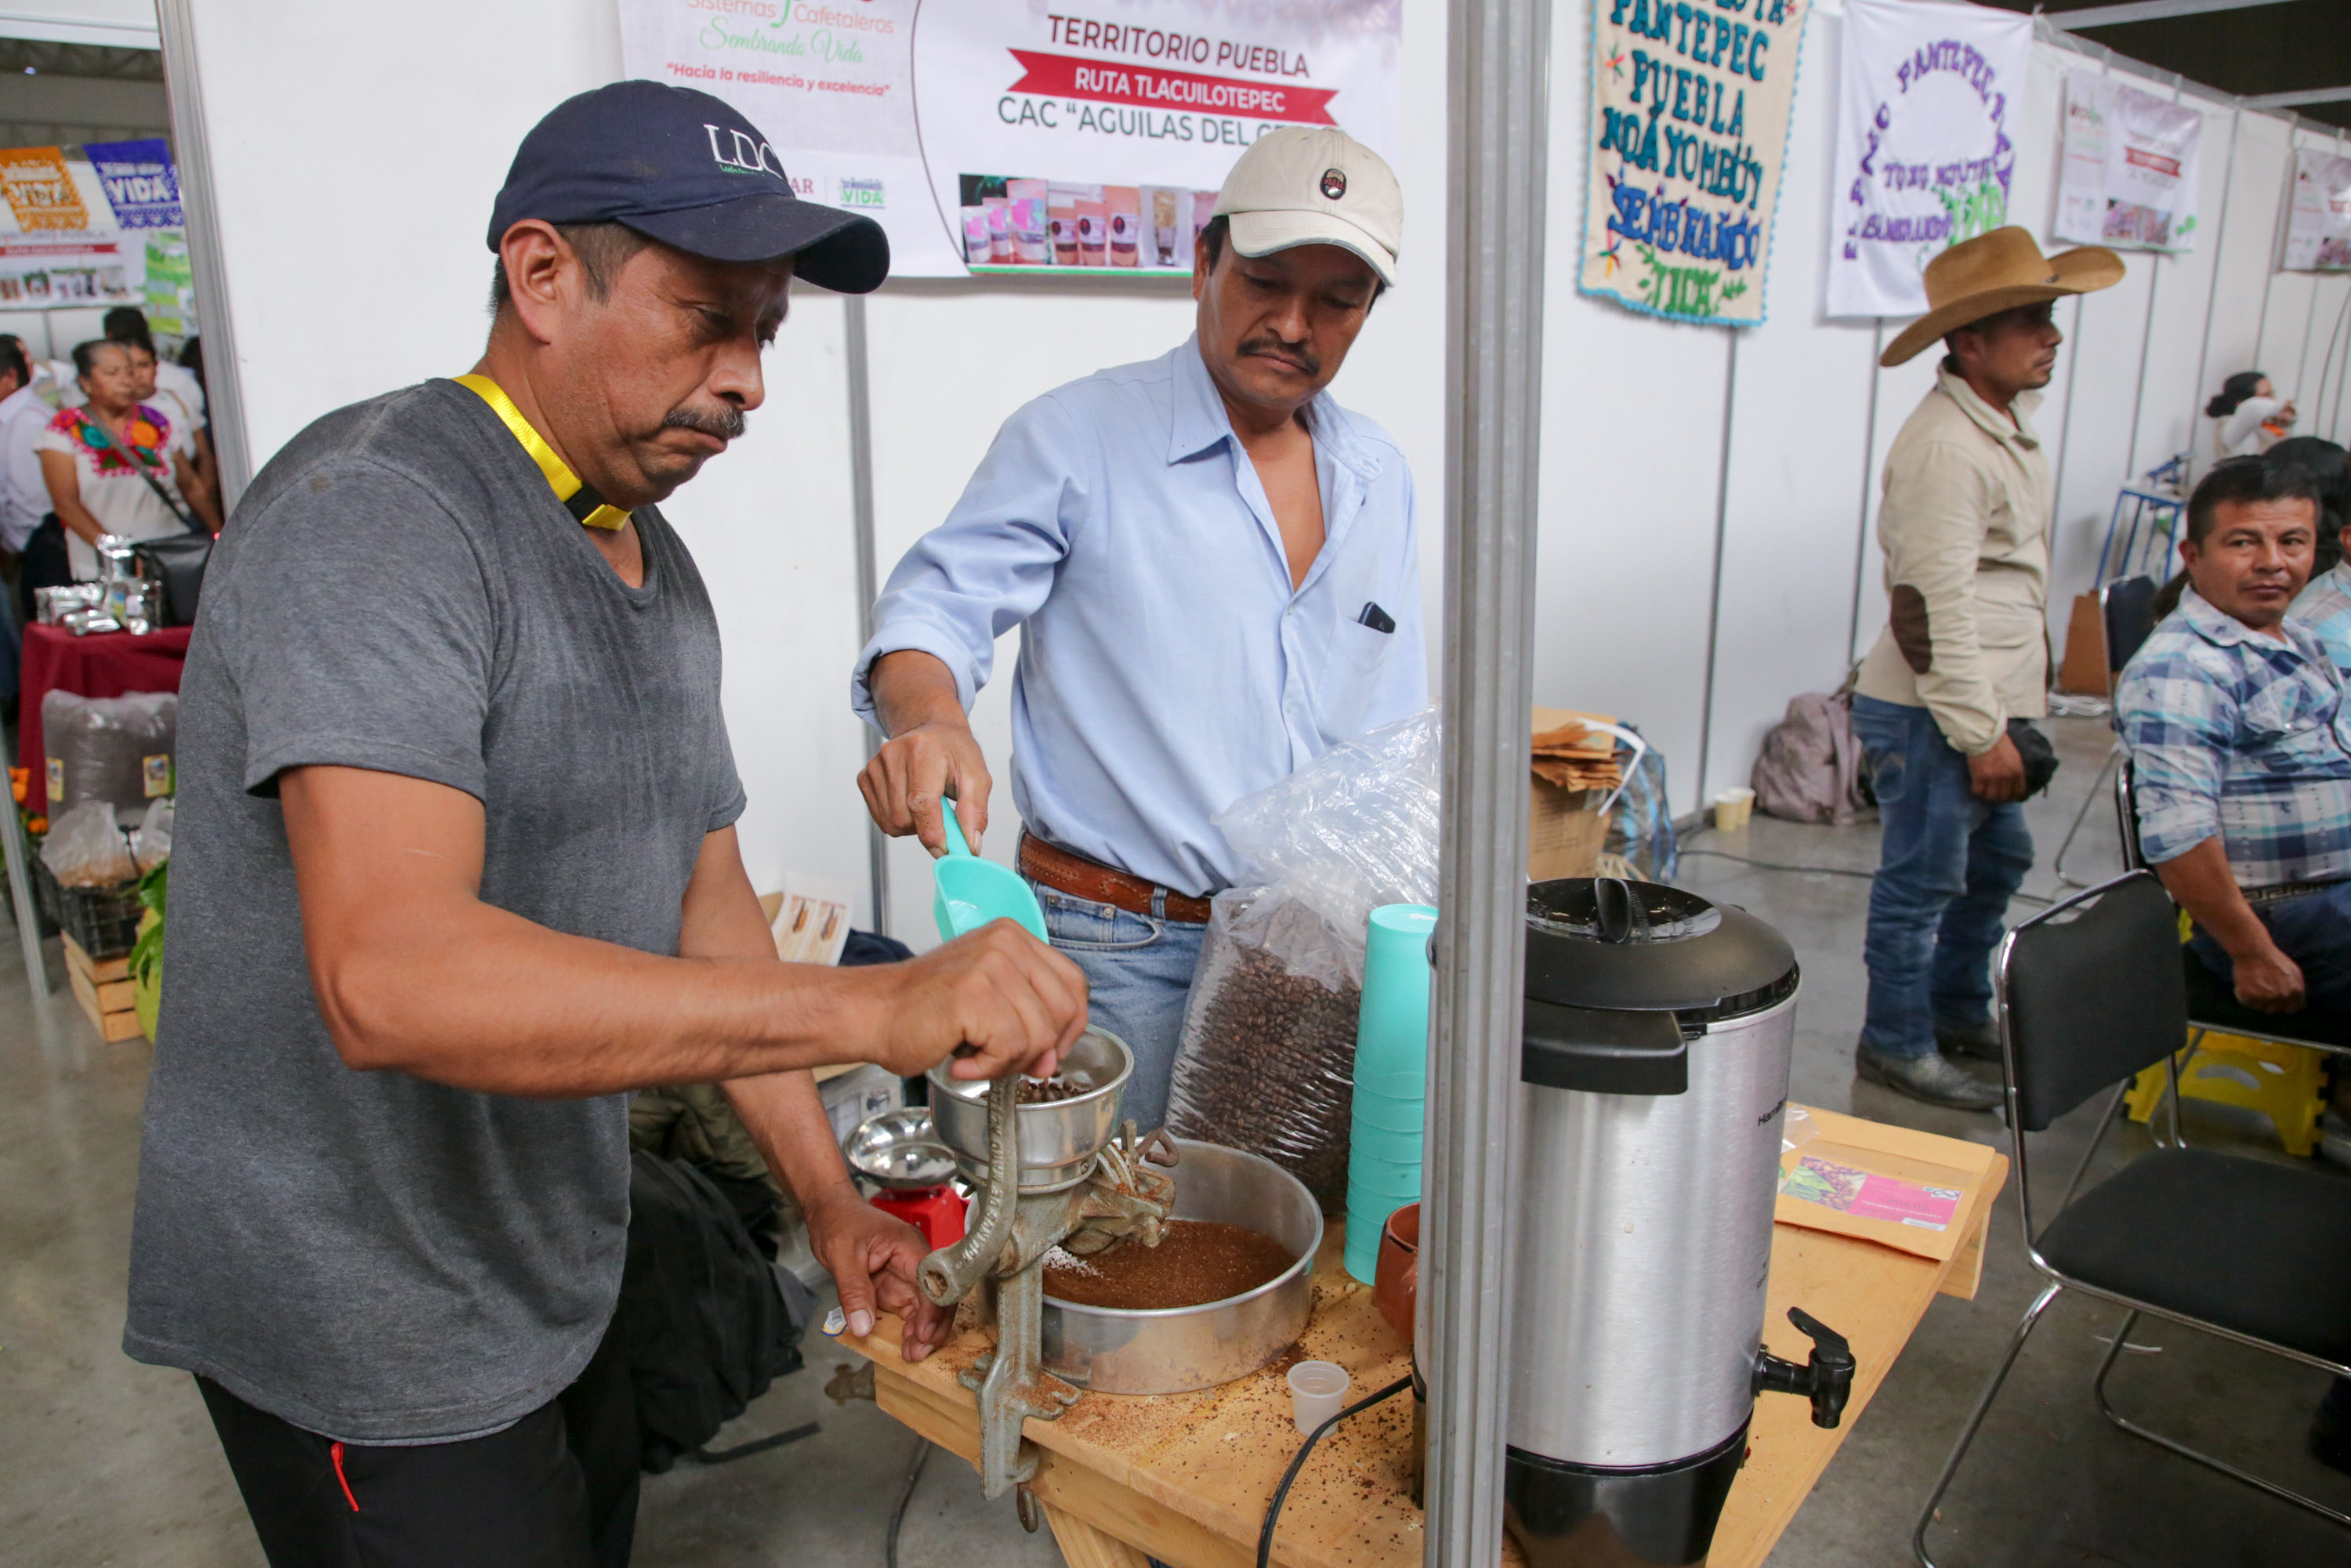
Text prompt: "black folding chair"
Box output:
[[2053, 574, 2160, 889], [1913, 871, 2351, 1566]]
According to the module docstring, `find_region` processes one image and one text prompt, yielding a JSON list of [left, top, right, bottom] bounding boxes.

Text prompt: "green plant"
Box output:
[[131, 860, 168, 1041], [129, 860, 168, 981]]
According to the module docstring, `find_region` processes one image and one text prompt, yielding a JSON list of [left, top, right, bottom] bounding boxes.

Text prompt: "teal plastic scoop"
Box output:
[[931, 809, 1049, 943]]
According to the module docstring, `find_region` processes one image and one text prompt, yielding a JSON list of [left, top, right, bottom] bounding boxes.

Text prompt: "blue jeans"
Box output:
[[1851, 695, 2035, 1060], [1029, 883, 1207, 1132], [2187, 880, 2351, 1014]]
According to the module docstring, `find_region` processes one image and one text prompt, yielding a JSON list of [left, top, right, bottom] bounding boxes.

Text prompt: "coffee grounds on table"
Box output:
[[1042, 1220, 1295, 1310]]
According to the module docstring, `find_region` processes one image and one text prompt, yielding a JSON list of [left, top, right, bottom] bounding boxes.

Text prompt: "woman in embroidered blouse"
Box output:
[[35, 338, 220, 581]]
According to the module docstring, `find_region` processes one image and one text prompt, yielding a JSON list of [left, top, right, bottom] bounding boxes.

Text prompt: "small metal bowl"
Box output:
[[926, 1027, 1132, 1193], [1040, 1139, 1322, 1394], [842, 1107, 959, 1190]]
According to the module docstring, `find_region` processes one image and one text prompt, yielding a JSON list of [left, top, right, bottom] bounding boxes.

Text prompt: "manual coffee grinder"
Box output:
[[1503, 878, 1854, 1568], [916, 1028, 1178, 1503]]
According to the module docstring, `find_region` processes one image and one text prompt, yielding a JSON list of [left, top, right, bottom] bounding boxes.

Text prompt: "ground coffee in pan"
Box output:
[[1042, 1220, 1295, 1310]]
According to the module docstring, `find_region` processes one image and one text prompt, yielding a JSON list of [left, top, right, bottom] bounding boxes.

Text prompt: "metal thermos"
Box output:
[[1505, 878, 1853, 1568]]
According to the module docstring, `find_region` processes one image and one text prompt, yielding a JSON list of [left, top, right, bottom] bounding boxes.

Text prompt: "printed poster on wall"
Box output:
[[2284, 147, 2351, 273], [1578, 0, 1813, 327], [1824, 0, 2032, 319], [0, 143, 159, 306], [618, 0, 1404, 280], [2053, 71, 2199, 252]]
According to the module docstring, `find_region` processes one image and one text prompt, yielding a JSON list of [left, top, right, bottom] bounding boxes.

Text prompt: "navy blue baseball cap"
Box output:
[[487, 80, 889, 294]]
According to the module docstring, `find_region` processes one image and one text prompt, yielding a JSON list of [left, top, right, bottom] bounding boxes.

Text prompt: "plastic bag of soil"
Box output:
[[42, 800, 137, 887], [42, 690, 176, 820], [1165, 709, 1442, 1211]]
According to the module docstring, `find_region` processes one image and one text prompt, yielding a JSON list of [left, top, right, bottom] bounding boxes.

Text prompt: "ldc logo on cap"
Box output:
[[1320, 168, 1347, 201]]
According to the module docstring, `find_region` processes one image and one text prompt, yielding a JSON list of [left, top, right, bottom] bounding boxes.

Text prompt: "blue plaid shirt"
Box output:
[[2289, 561, 2351, 676], [2115, 585, 2351, 889]]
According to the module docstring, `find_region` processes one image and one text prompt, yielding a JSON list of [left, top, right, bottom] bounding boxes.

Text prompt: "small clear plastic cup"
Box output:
[[1288, 1360, 1351, 1436]]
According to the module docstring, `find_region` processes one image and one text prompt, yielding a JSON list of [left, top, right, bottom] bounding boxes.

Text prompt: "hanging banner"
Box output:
[[1824, 0, 2032, 319], [143, 231, 196, 336], [2053, 72, 2200, 252], [2284, 147, 2351, 273], [0, 143, 150, 305], [0, 145, 96, 233], [84, 139, 183, 230], [617, 0, 1404, 280], [1577, 0, 1813, 327]]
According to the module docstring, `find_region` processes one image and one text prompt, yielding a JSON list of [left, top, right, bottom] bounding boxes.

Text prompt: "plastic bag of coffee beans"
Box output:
[[1165, 889, 1365, 1213], [1162, 710, 1441, 1212]]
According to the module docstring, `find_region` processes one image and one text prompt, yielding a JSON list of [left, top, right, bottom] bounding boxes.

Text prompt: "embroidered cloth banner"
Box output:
[[1578, 0, 1813, 327], [1825, 0, 2032, 319]]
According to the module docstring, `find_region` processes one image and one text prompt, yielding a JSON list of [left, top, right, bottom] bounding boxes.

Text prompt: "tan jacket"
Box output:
[[1854, 367, 2051, 755]]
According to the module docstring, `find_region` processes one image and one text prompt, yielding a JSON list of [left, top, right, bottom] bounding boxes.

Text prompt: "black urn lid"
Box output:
[[1523, 877, 1798, 1023]]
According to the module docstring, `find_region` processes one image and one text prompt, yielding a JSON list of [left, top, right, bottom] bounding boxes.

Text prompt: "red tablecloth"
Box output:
[[20, 621, 191, 817]]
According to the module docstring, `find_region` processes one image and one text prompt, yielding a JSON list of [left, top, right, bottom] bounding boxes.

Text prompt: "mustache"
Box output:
[[662, 403, 746, 441], [1238, 335, 1318, 377]]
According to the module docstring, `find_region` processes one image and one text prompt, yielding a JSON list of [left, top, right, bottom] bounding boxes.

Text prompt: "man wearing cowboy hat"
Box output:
[[1849, 226, 2124, 1110]]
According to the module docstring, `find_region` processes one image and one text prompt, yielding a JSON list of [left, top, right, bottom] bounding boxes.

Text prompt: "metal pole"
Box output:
[[1694, 334, 1740, 810], [1847, 321, 1885, 667], [154, 0, 253, 508], [1428, 0, 1551, 1560], [845, 294, 890, 938], [1, 724, 46, 998], [2186, 107, 2241, 476], [2123, 254, 2161, 475]]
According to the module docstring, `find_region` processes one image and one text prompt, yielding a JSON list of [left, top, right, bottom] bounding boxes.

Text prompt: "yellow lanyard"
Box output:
[[455, 373, 631, 531]]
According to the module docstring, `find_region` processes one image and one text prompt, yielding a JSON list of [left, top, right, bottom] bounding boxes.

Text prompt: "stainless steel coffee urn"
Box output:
[[1505, 877, 1853, 1568]]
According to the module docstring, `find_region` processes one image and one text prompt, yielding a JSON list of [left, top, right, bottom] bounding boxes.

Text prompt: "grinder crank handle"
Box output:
[[919, 1073, 1021, 1306], [1752, 1305, 1856, 1429]]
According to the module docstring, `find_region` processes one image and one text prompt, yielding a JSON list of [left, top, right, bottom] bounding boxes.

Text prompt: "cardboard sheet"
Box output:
[[1773, 1103, 2001, 1263]]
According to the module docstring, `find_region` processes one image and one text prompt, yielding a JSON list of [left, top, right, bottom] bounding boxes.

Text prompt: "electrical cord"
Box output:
[[885, 1436, 932, 1568], [1681, 846, 1878, 882], [1257, 1374, 1414, 1568], [1679, 842, 2054, 907]]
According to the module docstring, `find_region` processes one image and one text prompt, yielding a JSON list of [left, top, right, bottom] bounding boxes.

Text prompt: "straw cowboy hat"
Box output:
[[1880, 226, 2125, 368]]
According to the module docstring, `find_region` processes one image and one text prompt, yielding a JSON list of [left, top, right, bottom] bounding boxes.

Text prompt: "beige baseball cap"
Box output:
[[1212, 126, 1400, 286]]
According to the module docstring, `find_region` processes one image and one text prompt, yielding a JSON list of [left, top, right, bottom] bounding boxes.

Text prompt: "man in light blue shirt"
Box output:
[[853, 127, 1425, 1128]]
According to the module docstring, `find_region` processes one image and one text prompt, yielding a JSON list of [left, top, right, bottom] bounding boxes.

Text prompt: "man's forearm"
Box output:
[[726, 1070, 857, 1206], [313, 900, 896, 1098], [2154, 837, 2272, 957], [870, 650, 969, 739], [683, 835, 861, 1207]]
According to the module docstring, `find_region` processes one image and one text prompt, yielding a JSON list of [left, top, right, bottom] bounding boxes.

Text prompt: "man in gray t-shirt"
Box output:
[[125, 83, 1085, 1568]]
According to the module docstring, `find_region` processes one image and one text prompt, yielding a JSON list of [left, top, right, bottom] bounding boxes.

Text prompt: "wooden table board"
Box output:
[[840, 1128, 2008, 1568]]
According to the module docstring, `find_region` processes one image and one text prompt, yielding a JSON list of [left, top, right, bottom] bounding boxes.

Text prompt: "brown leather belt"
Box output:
[[2244, 878, 2346, 908], [1017, 832, 1214, 925]]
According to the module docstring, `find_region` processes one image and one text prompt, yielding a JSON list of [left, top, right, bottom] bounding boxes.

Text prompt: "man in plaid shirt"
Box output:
[[2116, 456, 2351, 1016]]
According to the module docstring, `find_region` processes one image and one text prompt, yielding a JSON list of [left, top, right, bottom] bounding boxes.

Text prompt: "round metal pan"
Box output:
[[1041, 1139, 1322, 1395]]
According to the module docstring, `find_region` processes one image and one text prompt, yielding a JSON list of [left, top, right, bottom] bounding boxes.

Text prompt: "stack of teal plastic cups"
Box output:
[[1344, 903, 1438, 1284]]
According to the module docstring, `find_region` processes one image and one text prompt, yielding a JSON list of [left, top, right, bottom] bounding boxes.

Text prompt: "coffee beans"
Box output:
[[1166, 910, 1360, 1214], [1017, 1075, 1088, 1105]]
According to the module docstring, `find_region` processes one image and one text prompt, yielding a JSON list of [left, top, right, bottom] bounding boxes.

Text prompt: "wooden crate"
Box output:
[[63, 934, 143, 1042]]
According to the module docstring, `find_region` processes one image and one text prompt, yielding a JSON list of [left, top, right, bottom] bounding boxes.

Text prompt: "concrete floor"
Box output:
[[3, 712, 2348, 1566]]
